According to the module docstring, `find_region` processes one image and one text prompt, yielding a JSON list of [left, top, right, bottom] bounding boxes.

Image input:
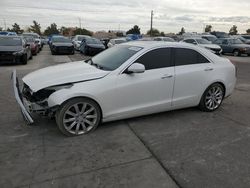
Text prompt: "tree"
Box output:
[[73, 27, 92, 36], [205, 25, 212, 33], [126, 25, 141, 35], [146, 28, 160, 36], [43, 23, 60, 36], [246, 28, 250, 34], [178, 27, 185, 35], [160, 32, 165, 36], [0, 27, 2, 31], [229, 25, 238, 35], [116, 32, 124, 37], [9, 23, 23, 34], [60, 26, 71, 36], [29, 20, 41, 35]]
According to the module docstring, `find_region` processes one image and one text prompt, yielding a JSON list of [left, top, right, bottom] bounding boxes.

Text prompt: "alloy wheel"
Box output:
[[63, 102, 98, 135], [205, 86, 223, 111]]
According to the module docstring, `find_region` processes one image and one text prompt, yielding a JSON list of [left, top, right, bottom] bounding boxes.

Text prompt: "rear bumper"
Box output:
[[12, 70, 34, 124]]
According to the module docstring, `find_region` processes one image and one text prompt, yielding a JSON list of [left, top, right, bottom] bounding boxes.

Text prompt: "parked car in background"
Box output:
[[107, 38, 127, 48], [0, 36, 32, 64], [48, 34, 62, 46], [72, 35, 91, 50], [182, 38, 222, 55], [232, 35, 250, 45], [241, 35, 250, 40], [50, 36, 74, 55], [153, 37, 175, 42], [214, 38, 250, 56], [0, 31, 17, 36], [23, 36, 39, 55], [100, 38, 110, 49], [22, 33, 43, 51], [79, 37, 105, 56], [201, 35, 218, 43], [210, 32, 229, 38], [13, 41, 236, 136]]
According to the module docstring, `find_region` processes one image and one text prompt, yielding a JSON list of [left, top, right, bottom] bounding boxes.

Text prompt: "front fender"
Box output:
[[47, 88, 101, 108]]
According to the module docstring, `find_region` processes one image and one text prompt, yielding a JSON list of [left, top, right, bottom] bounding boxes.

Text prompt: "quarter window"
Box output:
[[136, 48, 172, 70], [174, 48, 209, 66]]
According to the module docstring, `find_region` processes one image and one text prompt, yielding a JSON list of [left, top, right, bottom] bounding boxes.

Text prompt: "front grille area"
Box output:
[[0, 51, 15, 62]]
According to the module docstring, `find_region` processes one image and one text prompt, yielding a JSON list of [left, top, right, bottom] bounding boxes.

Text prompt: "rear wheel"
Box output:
[[199, 83, 224, 112], [56, 98, 101, 136]]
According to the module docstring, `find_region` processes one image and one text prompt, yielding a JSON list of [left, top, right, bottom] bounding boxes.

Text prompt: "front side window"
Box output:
[[136, 48, 172, 70], [174, 48, 209, 66]]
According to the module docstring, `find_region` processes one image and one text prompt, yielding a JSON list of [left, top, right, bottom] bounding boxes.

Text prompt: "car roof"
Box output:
[[123, 41, 198, 49], [0, 35, 21, 39]]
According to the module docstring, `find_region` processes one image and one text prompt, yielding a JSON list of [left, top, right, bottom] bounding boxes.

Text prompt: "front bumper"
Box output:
[[12, 70, 34, 124]]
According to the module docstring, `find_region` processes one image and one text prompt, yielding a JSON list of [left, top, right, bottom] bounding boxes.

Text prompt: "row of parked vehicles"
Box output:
[[0, 32, 46, 65], [52, 33, 250, 57], [181, 34, 250, 57]]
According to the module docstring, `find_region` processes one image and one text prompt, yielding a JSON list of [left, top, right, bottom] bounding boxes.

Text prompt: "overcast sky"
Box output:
[[1, 0, 250, 33]]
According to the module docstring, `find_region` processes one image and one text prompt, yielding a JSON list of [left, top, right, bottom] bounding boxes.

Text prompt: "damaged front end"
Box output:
[[12, 70, 72, 124]]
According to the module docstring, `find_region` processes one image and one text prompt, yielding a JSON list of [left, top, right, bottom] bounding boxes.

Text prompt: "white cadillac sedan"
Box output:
[[13, 41, 236, 136]]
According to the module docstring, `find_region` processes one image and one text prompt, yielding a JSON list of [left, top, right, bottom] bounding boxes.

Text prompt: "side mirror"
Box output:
[[126, 63, 145, 74]]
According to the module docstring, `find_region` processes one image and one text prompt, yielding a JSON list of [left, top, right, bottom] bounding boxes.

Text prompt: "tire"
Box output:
[[233, 49, 241, 57], [56, 98, 101, 136], [51, 51, 56, 55], [199, 83, 225, 112], [21, 54, 28, 65]]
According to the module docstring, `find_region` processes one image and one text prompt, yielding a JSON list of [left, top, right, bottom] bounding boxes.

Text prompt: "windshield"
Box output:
[[24, 37, 35, 42], [242, 36, 250, 40], [229, 39, 243, 44], [78, 36, 90, 41], [52, 37, 71, 43], [0, 37, 22, 46], [196, 38, 211, 44], [86, 38, 102, 45], [22, 34, 39, 39], [88, 45, 142, 71]]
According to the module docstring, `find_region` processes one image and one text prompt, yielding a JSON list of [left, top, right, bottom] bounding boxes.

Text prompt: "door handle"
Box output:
[[161, 74, 173, 79], [204, 67, 214, 71]]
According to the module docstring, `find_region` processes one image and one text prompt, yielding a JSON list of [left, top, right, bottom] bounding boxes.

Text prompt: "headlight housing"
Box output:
[[24, 84, 73, 102]]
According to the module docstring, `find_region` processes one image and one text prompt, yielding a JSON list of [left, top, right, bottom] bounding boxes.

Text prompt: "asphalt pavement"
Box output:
[[0, 46, 250, 188]]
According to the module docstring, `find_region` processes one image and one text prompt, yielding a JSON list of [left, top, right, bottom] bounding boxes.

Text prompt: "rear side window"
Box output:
[[136, 48, 172, 70], [174, 48, 209, 66]]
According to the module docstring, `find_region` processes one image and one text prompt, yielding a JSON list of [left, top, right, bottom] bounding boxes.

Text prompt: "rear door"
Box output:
[[172, 48, 213, 108]]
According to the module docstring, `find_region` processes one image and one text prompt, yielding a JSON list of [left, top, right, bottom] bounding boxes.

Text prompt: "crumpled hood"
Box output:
[[199, 44, 221, 49], [23, 61, 110, 92]]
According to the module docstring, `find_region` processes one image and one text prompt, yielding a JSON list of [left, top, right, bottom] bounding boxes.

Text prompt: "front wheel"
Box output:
[[56, 98, 101, 136], [199, 83, 224, 112]]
